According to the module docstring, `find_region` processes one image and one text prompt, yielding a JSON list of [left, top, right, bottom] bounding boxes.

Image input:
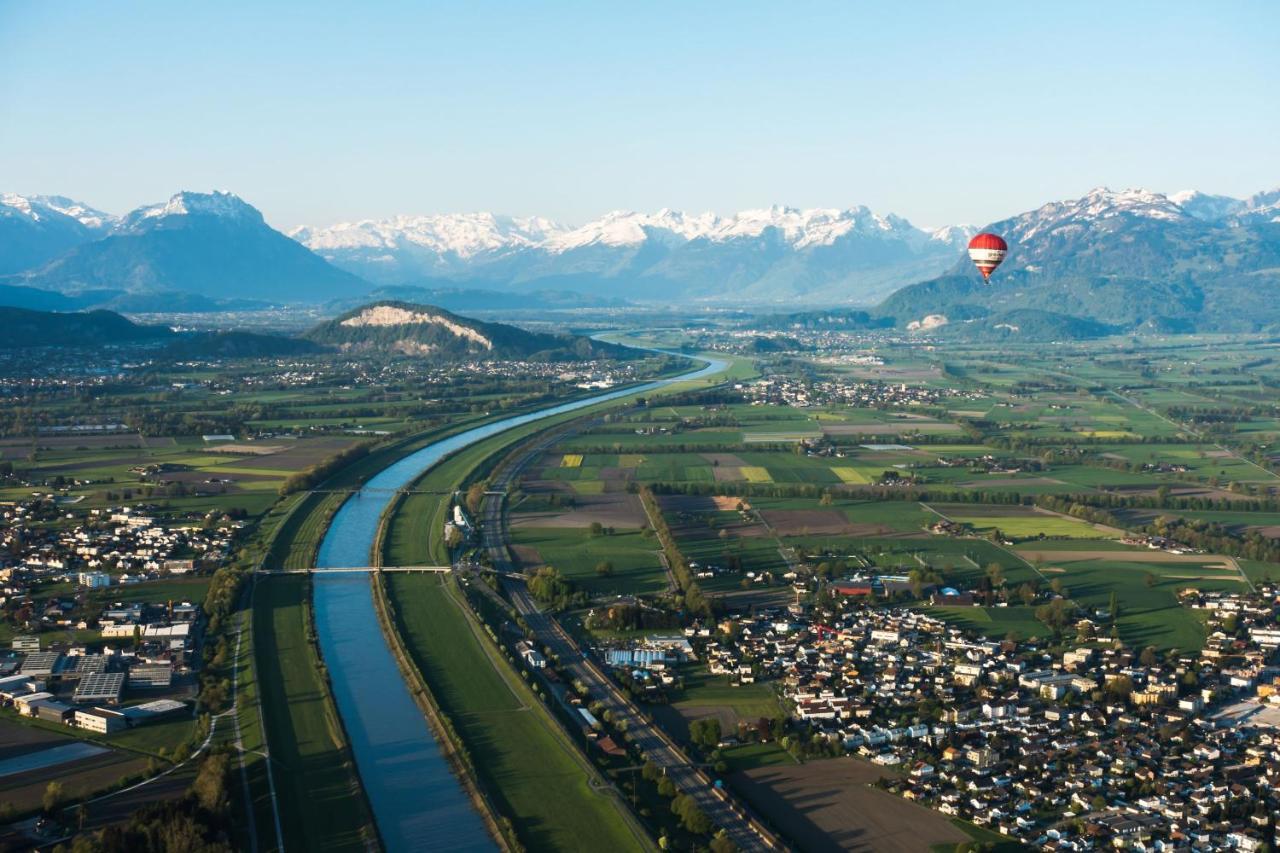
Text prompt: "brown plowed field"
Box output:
[[761, 509, 856, 535], [733, 758, 968, 852], [509, 492, 646, 528]]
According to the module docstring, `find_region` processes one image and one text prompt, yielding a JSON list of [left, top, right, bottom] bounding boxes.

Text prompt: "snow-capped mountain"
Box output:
[[1006, 186, 1190, 242], [13, 191, 364, 303], [1169, 187, 1280, 225], [1235, 189, 1280, 224], [290, 212, 568, 280], [120, 190, 265, 232], [0, 194, 116, 275], [1169, 190, 1246, 222], [293, 205, 976, 303], [534, 206, 963, 252], [0, 193, 115, 231], [881, 185, 1280, 335]]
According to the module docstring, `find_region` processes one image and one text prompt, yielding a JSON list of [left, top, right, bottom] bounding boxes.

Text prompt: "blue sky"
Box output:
[[1, 1, 1275, 229]]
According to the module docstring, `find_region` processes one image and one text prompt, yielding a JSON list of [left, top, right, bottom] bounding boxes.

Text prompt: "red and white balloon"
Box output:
[[967, 232, 1008, 282]]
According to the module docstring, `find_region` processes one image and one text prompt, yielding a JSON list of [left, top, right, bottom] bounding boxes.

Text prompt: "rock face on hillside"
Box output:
[[303, 301, 631, 361]]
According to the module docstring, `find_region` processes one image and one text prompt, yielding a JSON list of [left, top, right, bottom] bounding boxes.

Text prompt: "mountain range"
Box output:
[[2, 185, 1278, 334], [292, 206, 976, 304], [1, 191, 364, 305], [880, 186, 1280, 336]]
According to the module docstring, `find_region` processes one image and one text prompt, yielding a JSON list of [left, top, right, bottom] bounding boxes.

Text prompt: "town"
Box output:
[[594, 579, 1280, 851]]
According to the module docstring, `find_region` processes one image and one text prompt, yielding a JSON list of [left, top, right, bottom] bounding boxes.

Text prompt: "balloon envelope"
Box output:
[[968, 232, 1008, 281]]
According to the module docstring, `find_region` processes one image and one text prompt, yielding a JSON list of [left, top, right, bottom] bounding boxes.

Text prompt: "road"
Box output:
[[479, 419, 777, 853]]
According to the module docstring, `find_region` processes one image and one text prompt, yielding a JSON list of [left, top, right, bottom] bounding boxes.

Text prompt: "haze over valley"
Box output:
[[4, 4, 1280, 853], [3, 183, 1279, 336]]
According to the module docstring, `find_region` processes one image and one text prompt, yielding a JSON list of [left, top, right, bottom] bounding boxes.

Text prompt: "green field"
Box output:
[[929, 605, 1053, 642], [672, 665, 782, 721], [87, 576, 212, 606], [1038, 557, 1238, 650], [721, 741, 795, 773], [386, 574, 645, 853], [511, 527, 669, 596], [947, 513, 1113, 540]]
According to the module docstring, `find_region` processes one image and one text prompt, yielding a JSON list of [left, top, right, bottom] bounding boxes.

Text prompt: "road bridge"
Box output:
[[257, 565, 451, 575]]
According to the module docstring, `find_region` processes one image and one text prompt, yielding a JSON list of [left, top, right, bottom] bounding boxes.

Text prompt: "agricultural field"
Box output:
[[1, 433, 364, 511], [731, 757, 968, 853], [0, 717, 153, 814], [509, 527, 669, 596], [512, 335, 1280, 668], [669, 664, 782, 724], [929, 503, 1117, 540]]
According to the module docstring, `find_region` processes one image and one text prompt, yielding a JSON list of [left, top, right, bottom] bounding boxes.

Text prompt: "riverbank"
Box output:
[[380, 572, 649, 853], [253, 575, 379, 852], [369, 570, 515, 851], [303, 348, 728, 849]]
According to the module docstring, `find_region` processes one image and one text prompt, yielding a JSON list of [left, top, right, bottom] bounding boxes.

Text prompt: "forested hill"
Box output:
[[304, 301, 634, 361], [0, 307, 172, 348]]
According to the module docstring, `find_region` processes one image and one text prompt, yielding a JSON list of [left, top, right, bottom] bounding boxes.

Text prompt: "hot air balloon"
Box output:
[[967, 232, 1008, 282]]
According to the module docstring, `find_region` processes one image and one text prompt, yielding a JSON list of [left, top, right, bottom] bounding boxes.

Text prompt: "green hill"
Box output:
[[0, 307, 171, 348], [163, 331, 324, 359], [934, 309, 1117, 341], [304, 301, 633, 361]]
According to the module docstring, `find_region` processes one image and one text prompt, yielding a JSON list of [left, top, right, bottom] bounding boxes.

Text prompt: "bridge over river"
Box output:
[[303, 349, 727, 851]]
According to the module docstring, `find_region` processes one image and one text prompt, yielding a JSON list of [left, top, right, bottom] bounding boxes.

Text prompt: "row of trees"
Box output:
[[1037, 494, 1280, 567], [53, 752, 234, 852], [638, 486, 712, 617], [279, 443, 371, 495]]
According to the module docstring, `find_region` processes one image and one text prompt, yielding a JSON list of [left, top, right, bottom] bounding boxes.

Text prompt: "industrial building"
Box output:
[[73, 672, 125, 705]]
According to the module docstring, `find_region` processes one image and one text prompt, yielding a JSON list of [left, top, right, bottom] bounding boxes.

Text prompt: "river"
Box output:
[[311, 352, 726, 851]]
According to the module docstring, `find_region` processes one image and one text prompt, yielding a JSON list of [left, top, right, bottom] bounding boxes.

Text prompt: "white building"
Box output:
[[78, 571, 112, 589]]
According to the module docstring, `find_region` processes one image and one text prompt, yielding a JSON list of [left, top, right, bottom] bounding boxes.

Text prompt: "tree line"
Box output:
[[279, 443, 372, 495], [638, 486, 712, 617]]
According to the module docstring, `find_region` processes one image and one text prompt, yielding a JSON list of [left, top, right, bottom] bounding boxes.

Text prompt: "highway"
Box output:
[[479, 419, 777, 853]]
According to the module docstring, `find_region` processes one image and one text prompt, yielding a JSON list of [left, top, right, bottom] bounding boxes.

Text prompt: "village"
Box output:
[[738, 374, 978, 410], [0, 499, 233, 614], [595, 580, 1280, 851], [0, 496, 210, 738]]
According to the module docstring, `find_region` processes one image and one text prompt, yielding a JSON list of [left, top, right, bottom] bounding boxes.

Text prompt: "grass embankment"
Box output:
[[244, 347, 727, 848], [225, 581, 281, 852], [253, 576, 377, 852], [369, 572, 514, 850], [382, 573, 647, 853], [265, 490, 349, 570]]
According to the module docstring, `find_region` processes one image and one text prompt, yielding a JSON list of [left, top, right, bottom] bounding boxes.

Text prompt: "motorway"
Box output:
[[479, 419, 777, 853]]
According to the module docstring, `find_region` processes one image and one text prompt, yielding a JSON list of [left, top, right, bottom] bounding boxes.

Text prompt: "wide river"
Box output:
[[312, 352, 726, 851]]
